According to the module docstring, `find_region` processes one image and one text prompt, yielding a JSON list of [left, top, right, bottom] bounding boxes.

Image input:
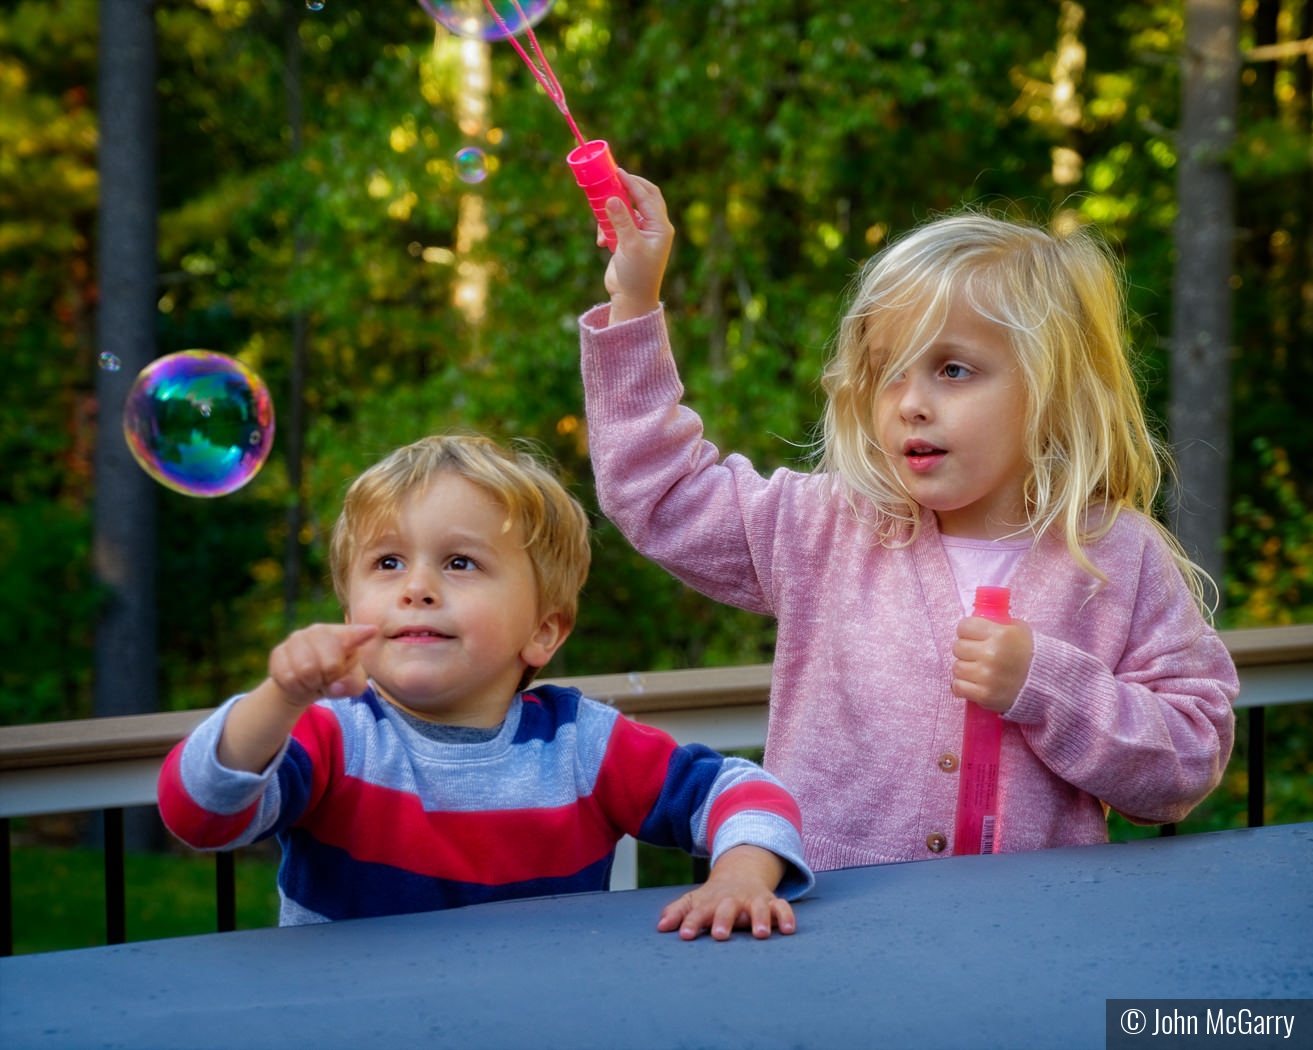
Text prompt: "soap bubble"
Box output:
[[98, 352, 122, 372], [123, 350, 275, 498], [306, 0, 324, 10], [417, 0, 555, 41], [455, 146, 488, 184]]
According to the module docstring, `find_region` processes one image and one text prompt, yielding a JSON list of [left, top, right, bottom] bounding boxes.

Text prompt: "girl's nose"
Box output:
[[898, 375, 931, 421]]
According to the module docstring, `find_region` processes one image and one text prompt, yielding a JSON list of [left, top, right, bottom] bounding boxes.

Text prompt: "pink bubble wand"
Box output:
[[418, 0, 635, 249]]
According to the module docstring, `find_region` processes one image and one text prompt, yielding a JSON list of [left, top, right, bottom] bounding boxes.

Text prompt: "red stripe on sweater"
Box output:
[[299, 779, 623, 885], [706, 782, 803, 847], [289, 702, 344, 807], [157, 743, 262, 848], [590, 716, 679, 837]]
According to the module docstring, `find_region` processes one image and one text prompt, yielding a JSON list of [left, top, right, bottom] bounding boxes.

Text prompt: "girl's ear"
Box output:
[[521, 611, 572, 672]]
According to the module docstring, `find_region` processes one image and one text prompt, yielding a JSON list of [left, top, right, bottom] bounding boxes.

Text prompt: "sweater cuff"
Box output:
[[1006, 633, 1116, 754], [180, 695, 288, 815], [579, 303, 684, 421], [708, 812, 816, 901]]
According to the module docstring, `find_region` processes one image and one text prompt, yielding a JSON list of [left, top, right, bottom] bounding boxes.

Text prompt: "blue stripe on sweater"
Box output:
[[259, 737, 317, 841], [514, 684, 578, 743], [278, 827, 615, 920], [636, 742, 724, 854]]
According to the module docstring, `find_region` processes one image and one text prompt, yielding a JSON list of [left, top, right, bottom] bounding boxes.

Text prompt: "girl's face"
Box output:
[[875, 295, 1032, 539]]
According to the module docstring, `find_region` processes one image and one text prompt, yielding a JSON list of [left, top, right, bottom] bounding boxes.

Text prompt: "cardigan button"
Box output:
[[926, 832, 948, 853], [937, 752, 959, 772]]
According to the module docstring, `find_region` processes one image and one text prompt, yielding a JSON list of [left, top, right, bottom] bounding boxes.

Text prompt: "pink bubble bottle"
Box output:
[[566, 139, 635, 252], [952, 586, 1010, 855]]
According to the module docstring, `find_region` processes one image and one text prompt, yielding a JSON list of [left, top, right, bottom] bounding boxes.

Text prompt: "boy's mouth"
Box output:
[[391, 627, 452, 641]]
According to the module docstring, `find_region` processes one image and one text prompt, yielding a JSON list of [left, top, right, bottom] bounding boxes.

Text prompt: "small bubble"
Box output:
[[455, 147, 488, 185], [306, 0, 324, 10], [98, 352, 122, 372]]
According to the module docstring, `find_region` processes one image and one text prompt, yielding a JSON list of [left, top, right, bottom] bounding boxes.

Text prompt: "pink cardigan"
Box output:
[[580, 305, 1238, 871]]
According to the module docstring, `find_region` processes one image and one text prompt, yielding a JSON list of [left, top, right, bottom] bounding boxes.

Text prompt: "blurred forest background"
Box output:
[[1, 0, 1310, 836]]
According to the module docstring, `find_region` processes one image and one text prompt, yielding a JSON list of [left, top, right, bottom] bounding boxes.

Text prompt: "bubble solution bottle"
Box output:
[[566, 140, 637, 252], [952, 585, 1011, 855]]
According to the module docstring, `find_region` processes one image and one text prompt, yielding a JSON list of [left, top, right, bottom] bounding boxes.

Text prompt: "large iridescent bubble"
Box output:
[[416, 0, 555, 41], [123, 351, 275, 497]]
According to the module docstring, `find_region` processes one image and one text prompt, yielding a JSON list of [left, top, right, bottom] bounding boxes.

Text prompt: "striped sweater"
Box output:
[[158, 684, 813, 925]]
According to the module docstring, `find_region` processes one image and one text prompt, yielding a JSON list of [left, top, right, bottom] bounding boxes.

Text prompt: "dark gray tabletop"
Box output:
[[2, 823, 1310, 1050]]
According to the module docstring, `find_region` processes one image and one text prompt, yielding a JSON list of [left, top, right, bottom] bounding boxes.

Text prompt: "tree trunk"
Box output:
[[283, 4, 308, 632], [93, 0, 159, 849], [1169, 0, 1239, 595]]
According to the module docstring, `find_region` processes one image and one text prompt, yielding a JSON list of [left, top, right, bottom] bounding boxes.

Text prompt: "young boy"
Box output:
[[159, 434, 812, 940]]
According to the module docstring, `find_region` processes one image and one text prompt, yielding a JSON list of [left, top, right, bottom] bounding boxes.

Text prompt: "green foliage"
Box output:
[[0, 502, 103, 723], [1, 0, 1310, 734], [1225, 439, 1313, 627]]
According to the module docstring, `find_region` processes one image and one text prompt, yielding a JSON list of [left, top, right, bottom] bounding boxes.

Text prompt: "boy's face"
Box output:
[[874, 294, 1031, 540], [344, 472, 567, 726]]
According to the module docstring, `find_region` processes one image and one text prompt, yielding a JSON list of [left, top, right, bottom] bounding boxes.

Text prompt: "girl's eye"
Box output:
[[943, 362, 971, 379]]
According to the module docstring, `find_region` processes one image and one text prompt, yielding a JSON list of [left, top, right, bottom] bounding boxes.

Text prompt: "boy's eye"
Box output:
[[377, 555, 403, 571], [446, 555, 475, 571]]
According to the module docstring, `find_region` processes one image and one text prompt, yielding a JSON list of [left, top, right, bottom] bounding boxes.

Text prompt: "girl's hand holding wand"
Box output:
[[602, 171, 674, 324], [951, 616, 1033, 713]]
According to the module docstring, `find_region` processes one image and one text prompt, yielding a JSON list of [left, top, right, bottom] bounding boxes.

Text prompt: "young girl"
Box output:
[[579, 174, 1238, 871]]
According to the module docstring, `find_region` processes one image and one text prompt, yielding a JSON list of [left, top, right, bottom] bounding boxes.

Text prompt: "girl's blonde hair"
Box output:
[[819, 210, 1210, 609], [329, 434, 592, 634]]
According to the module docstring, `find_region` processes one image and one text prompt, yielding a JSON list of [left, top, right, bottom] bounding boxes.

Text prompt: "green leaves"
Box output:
[[2, 0, 1310, 728]]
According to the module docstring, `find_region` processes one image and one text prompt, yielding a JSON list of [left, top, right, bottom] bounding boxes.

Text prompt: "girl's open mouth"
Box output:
[[904, 443, 947, 473]]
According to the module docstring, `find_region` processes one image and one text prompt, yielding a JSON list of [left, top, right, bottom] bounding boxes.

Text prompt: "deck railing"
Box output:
[[2, 623, 1310, 955]]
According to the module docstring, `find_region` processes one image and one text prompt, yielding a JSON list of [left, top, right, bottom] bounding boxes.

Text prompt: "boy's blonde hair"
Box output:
[[329, 435, 592, 638], [819, 210, 1209, 608]]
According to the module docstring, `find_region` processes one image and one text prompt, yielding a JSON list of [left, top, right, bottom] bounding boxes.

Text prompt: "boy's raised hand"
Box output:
[[219, 622, 379, 773], [657, 844, 796, 941], [268, 623, 379, 708], [603, 171, 674, 325]]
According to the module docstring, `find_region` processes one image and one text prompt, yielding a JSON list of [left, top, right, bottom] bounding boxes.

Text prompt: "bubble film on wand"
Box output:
[[417, 0, 637, 250]]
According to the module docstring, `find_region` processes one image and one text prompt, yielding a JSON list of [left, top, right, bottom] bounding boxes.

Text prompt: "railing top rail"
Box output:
[[2, 623, 1309, 773]]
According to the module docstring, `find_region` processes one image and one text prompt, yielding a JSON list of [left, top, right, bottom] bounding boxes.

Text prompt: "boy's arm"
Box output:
[[158, 623, 377, 850], [591, 710, 813, 940], [218, 623, 377, 773], [657, 844, 796, 941]]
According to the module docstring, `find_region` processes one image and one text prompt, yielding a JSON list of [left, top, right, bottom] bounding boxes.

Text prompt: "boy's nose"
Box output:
[[402, 569, 439, 606]]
